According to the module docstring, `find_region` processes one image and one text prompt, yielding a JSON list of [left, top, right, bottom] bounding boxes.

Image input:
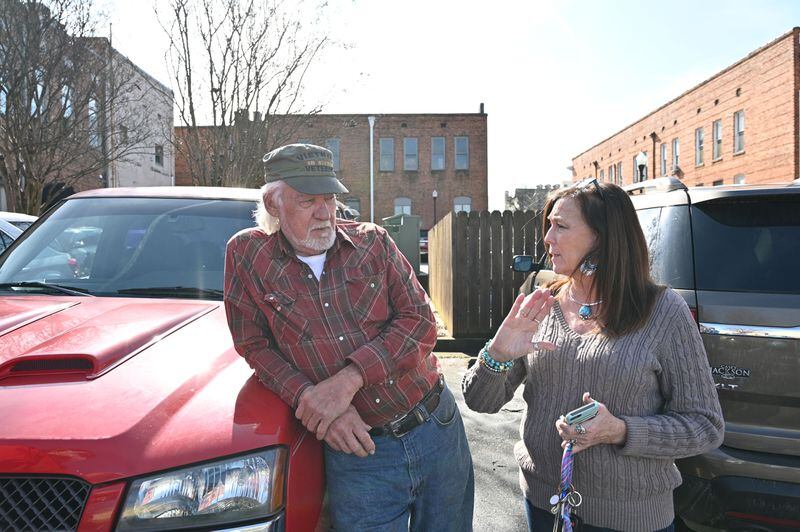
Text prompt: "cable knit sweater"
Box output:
[[462, 289, 724, 531]]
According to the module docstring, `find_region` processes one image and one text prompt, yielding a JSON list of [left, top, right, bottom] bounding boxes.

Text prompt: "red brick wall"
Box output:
[[573, 29, 799, 187], [175, 113, 488, 229]]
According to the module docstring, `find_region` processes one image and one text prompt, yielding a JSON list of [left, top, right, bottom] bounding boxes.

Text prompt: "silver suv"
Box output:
[[626, 178, 800, 532]]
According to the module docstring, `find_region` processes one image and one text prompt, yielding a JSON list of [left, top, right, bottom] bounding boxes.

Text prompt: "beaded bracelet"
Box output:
[[479, 340, 514, 373]]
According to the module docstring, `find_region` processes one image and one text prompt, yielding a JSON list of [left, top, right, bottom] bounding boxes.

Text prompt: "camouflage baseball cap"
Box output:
[[262, 143, 349, 194]]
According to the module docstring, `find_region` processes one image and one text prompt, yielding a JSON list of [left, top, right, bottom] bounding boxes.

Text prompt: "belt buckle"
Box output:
[[387, 413, 411, 437]]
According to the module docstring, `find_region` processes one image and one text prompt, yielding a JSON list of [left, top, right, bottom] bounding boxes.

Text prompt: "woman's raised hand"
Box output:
[[488, 288, 556, 362]]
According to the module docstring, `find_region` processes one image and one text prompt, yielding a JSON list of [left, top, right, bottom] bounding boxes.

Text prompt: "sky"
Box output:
[[101, 0, 800, 210]]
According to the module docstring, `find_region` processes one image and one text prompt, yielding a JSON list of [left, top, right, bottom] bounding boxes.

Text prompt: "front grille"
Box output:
[[0, 477, 90, 532]]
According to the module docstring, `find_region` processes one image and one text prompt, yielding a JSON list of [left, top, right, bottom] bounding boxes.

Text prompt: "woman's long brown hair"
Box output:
[[542, 181, 662, 337]]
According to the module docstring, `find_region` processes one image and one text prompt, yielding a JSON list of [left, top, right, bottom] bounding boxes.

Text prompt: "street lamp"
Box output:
[[431, 189, 438, 227]]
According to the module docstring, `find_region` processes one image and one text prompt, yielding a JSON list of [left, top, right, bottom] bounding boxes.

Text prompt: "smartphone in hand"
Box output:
[[565, 401, 599, 425]]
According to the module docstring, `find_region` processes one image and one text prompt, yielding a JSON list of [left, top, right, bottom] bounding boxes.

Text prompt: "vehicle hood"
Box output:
[[0, 296, 301, 484]]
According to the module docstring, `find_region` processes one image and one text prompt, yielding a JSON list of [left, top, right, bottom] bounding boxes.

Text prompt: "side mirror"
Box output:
[[512, 255, 541, 273]]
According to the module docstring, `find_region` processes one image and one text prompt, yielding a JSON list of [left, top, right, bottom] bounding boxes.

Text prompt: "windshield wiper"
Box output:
[[115, 286, 224, 299], [0, 281, 94, 297]]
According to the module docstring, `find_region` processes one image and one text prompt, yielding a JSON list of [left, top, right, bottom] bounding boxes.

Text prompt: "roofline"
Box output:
[[572, 27, 800, 160], [173, 112, 487, 130]]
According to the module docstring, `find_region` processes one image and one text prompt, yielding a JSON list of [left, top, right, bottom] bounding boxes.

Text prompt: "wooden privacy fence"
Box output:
[[429, 210, 545, 338]]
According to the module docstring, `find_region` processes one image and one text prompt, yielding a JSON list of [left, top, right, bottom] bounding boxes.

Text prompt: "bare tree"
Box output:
[[0, 0, 163, 215], [159, 0, 329, 188]]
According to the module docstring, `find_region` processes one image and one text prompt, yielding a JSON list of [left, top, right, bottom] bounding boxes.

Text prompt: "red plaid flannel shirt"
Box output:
[[224, 221, 440, 427]]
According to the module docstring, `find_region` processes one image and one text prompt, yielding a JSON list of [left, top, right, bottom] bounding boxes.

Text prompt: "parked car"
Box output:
[[420, 229, 429, 263], [0, 209, 37, 231], [0, 187, 323, 532], [0, 218, 22, 254], [516, 178, 800, 532]]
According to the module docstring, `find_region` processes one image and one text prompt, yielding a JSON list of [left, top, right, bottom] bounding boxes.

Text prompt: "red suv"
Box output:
[[0, 187, 323, 532]]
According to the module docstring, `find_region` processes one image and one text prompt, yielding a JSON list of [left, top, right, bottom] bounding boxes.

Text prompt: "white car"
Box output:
[[0, 210, 37, 231], [0, 218, 22, 254]]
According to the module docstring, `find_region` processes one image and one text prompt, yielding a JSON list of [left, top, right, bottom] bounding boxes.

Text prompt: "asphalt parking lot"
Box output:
[[437, 354, 528, 532]]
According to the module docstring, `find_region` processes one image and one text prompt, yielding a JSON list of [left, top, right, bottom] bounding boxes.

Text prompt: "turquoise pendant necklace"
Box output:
[[567, 286, 602, 321]]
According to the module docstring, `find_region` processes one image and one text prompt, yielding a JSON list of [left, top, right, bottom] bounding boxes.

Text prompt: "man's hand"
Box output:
[[324, 405, 375, 457], [296, 364, 364, 439]]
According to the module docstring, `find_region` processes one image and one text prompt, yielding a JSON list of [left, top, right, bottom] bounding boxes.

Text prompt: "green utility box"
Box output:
[[382, 213, 421, 274]]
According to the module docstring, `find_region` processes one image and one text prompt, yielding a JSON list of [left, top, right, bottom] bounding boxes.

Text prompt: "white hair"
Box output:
[[254, 182, 284, 235]]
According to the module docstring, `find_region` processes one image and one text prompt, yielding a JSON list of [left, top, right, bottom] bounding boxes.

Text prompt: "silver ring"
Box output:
[[575, 424, 586, 435], [533, 317, 541, 325]]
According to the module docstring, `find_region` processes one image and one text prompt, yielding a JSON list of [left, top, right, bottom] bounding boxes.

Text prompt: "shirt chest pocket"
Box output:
[[345, 271, 391, 326], [263, 290, 311, 345]]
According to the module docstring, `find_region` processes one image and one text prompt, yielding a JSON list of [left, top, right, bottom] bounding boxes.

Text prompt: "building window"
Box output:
[[617, 162, 623, 184], [713, 179, 724, 186], [155, 144, 164, 167], [599, 169, 604, 181], [61, 85, 73, 119], [344, 198, 361, 215], [0, 86, 6, 116], [31, 68, 45, 116], [734, 174, 746, 185], [712, 119, 722, 160], [326, 138, 340, 171], [88, 97, 100, 148], [733, 110, 745, 153], [453, 196, 471, 213], [394, 197, 411, 215], [671, 138, 679, 171], [455, 136, 469, 170], [632, 156, 637, 183], [695, 128, 704, 166], [379, 138, 394, 171], [660, 143, 667, 176], [431, 137, 445, 170], [344, 197, 361, 213], [404, 137, 418, 171], [608, 165, 614, 184]]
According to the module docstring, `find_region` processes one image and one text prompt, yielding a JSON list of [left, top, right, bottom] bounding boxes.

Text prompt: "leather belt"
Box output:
[[368, 375, 445, 438]]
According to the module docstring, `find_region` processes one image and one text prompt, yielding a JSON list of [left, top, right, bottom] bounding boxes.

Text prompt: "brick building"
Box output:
[[572, 28, 800, 187], [175, 109, 488, 230]]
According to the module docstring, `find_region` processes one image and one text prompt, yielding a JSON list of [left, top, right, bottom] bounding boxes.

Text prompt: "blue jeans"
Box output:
[[525, 499, 675, 532], [324, 385, 474, 531]]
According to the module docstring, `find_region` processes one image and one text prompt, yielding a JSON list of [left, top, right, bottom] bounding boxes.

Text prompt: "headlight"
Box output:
[[116, 447, 287, 531]]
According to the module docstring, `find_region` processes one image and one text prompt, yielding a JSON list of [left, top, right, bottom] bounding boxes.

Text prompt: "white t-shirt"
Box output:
[[297, 252, 327, 280]]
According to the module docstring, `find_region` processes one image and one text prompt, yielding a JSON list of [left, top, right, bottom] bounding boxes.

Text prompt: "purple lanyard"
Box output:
[[550, 441, 582, 532], [559, 442, 575, 532]]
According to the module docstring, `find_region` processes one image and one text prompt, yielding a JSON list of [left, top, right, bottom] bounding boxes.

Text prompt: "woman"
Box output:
[[462, 179, 723, 532]]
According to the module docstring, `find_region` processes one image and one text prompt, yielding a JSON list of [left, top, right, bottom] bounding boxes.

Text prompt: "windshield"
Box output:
[[0, 197, 257, 299]]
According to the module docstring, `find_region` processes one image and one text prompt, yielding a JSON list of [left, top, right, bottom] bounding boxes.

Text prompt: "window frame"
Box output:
[[453, 196, 471, 213], [394, 197, 412, 215], [455, 136, 469, 170], [326, 138, 341, 171], [671, 138, 680, 170], [712, 119, 722, 160], [695, 127, 704, 166], [403, 137, 418, 171], [379, 137, 394, 172], [431, 136, 445, 170], [733, 110, 745, 153]]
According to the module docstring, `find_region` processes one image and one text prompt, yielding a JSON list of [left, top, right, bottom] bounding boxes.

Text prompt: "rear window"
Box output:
[[636, 205, 694, 289], [692, 195, 800, 294]]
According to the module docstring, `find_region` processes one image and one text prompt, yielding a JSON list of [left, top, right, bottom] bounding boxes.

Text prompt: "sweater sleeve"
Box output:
[[618, 291, 724, 459], [462, 354, 527, 414]]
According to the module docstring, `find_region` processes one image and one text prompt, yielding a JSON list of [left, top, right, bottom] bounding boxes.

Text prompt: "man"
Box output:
[[224, 144, 474, 531]]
